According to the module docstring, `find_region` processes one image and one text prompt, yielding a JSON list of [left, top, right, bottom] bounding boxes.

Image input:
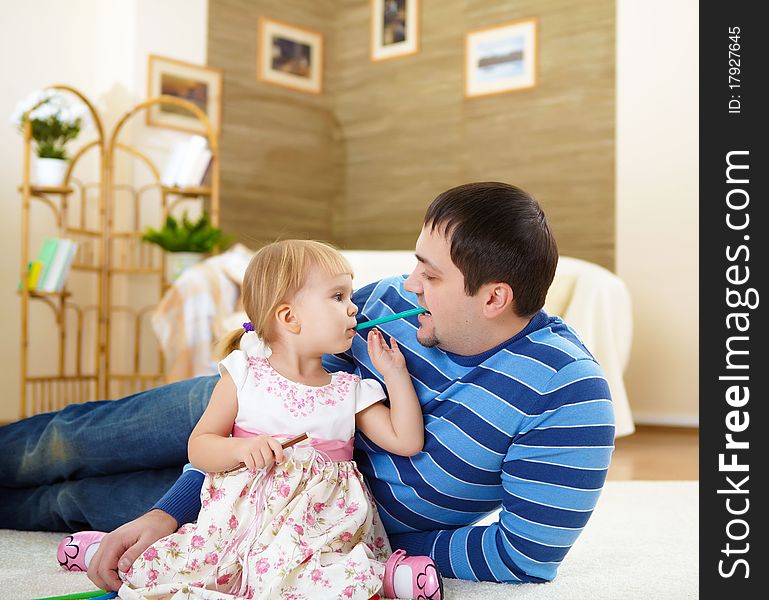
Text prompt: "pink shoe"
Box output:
[[383, 549, 443, 600], [57, 530, 106, 571]]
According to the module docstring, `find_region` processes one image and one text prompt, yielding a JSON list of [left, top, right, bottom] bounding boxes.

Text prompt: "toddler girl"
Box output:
[[111, 240, 442, 599]]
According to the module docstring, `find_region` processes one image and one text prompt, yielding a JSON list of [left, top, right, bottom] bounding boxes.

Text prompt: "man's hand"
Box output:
[[87, 509, 177, 592]]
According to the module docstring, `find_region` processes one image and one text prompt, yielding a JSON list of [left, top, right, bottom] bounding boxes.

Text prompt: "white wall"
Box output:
[[0, 0, 207, 422], [616, 0, 699, 426]]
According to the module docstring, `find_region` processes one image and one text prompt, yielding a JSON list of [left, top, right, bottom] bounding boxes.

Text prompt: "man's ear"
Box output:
[[483, 282, 514, 318], [275, 303, 301, 334]]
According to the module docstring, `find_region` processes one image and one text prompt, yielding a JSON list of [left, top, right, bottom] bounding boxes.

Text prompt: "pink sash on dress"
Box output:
[[232, 424, 354, 461]]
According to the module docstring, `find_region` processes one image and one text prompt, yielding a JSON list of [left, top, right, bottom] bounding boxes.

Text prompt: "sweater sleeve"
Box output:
[[151, 464, 205, 527], [390, 361, 615, 583]]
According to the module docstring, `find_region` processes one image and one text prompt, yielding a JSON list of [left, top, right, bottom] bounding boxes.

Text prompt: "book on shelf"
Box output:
[[17, 260, 43, 291], [177, 147, 212, 188], [198, 156, 213, 186], [19, 238, 79, 293], [51, 240, 78, 292], [162, 135, 211, 188], [28, 260, 44, 288], [160, 142, 188, 187], [34, 238, 60, 290]]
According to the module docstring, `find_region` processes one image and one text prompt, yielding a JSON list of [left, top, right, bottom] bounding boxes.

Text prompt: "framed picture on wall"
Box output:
[[146, 54, 223, 134], [370, 0, 420, 61], [258, 17, 323, 95], [465, 17, 538, 98]]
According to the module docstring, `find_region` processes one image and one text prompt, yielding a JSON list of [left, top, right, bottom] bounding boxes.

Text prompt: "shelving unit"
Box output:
[[19, 85, 219, 417]]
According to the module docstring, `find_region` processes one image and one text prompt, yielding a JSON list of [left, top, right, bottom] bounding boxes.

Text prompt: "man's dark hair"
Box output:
[[424, 181, 558, 317]]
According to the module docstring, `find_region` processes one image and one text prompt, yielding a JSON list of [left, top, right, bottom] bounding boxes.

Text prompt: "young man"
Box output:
[[1, 182, 614, 591]]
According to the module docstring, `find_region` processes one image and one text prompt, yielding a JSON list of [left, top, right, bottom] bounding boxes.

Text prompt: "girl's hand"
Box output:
[[233, 435, 285, 471], [367, 329, 407, 378]]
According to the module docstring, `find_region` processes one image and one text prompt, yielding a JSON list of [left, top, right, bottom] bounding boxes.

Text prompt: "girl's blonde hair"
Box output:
[[215, 239, 353, 358]]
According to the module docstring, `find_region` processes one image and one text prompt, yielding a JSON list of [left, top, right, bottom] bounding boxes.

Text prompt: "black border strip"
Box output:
[[700, 3, 767, 594]]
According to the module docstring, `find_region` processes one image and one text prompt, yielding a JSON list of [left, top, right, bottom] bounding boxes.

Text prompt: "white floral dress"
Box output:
[[119, 352, 392, 600]]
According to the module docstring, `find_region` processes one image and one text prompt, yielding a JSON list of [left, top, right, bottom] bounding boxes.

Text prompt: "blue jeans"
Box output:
[[0, 376, 217, 532]]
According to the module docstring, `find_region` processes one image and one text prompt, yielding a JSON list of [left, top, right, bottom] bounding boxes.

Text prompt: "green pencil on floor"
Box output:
[[33, 590, 116, 600]]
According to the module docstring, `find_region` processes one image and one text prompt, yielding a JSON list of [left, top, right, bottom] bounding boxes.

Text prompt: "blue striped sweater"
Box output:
[[155, 275, 615, 583]]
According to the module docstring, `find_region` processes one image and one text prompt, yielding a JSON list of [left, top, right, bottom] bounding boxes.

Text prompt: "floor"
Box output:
[[607, 425, 698, 480]]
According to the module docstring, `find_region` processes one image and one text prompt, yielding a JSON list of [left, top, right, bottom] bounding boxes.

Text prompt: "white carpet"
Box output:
[[0, 481, 697, 599]]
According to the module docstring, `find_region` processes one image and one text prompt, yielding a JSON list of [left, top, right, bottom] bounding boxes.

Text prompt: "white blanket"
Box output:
[[553, 257, 634, 436]]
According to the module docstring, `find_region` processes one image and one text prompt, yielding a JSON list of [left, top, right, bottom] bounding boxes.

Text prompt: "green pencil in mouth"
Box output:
[[354, 307, 428, 331]]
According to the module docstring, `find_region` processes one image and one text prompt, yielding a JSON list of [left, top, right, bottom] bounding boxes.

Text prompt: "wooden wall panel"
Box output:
[[209, 0, 615, 268], [334, 0, 615, 268], [208, 0, 341, 248]]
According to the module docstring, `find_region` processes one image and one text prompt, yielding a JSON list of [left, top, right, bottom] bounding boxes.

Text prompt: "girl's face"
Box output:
[[291, 267, 358, 355]]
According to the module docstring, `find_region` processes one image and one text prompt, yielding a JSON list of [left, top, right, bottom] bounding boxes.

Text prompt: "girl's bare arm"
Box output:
[[188, 372, 284, 472], [356, 330, 424, 456]]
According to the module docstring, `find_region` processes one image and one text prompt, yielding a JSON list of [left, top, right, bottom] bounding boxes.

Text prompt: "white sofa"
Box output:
[[153, 246, 634, 436]]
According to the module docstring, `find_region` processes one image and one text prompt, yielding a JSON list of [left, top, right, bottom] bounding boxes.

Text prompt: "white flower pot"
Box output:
[[166, 251, 204, 284], [34, 157, 68, 187]]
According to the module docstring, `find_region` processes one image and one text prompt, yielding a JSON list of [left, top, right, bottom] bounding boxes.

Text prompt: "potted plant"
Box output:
[[11, 89, 88, 186], [142, 211, 232, 283]]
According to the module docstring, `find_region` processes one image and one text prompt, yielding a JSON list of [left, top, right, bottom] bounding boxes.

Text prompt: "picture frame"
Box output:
[[257, 17, 323, 95], [465, 17, 539, 98], [146, 54, 223, 135], [370, 0, 420, 62]]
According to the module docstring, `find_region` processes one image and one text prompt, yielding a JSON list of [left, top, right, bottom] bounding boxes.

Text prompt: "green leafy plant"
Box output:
[[142, 211, 233, 253]]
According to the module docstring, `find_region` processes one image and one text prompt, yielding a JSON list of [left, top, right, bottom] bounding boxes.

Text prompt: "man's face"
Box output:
[[404, 226, 483, 355]]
